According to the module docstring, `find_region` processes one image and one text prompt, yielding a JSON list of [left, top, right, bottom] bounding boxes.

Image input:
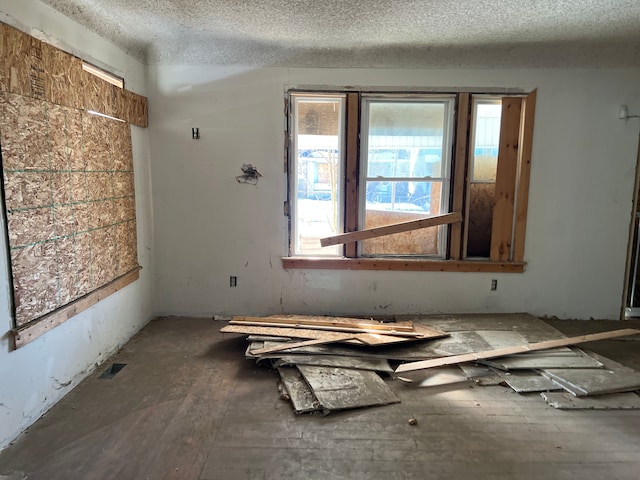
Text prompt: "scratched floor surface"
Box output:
[[1, 316, 639, 480]]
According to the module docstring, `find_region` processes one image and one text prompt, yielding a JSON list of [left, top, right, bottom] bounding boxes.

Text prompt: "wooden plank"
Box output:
[[221, 323, 445, 346], [320, 212, 462, 247], [450, 93, 470, 260], [395, 329, 640, 373], [11, 267, 141, 349], [282, 257, 525, 272], [250, 335, 358, 355], [230, 321, 423, 337], [512, 90, 536, 262], [234, 315, 416, 332], [344, 92, 359, 257], [490, 97, 522, 261], [222, 323, 359, 340], [120, 88, 148, 127]]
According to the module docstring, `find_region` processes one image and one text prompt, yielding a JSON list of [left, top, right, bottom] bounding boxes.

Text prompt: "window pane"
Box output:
[[466, 97, 501, 258], [367, 102, 445, 179], [471, 100, 501, 182], [365, 180, 440, 213], [292, 96, 344, 255], [360, 98, 452, 258]]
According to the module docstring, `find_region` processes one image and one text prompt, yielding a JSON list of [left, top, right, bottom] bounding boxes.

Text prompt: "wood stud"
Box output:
[[490, 97, 523, 261]]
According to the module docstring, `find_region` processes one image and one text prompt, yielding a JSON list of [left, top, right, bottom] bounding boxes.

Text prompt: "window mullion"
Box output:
[[451, 93, 471, 260], [344, 92, 360, 258]]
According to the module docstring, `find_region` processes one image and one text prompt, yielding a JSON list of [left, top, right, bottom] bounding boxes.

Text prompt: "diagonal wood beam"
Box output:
[[395, 329, 640, 373], [320, 212, 462, 247]]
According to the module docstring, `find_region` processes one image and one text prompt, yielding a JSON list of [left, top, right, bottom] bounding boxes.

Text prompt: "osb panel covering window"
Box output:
[[0, 92, 138, 326]]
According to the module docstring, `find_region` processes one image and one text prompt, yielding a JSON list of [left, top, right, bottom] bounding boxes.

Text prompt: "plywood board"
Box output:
[[82, 69, 117, 118], [1, 91, 138, 329], [120, 88, 149, 127], [297, 365, 399, 411], [541, 391, 640, 410], [466, 183, 494, 257], [361, 209, 440, 256], [47, 44, 84, 109], [0, 24, 32, 97], [11, 268, 140, 348]]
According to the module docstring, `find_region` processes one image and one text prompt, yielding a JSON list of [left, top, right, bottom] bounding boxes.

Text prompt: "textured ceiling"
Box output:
[[38, 0, 640, 67]]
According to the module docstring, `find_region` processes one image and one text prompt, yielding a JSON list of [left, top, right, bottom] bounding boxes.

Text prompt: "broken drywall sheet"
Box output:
[[481, 348, 604, 371], [541, 391, 640, 410], [297, 365, 400, 411], [500, 371, 563, 393], [541, 352, 640, 397], [277, 367, 322, 414], [273, 355, 393, 373], [397, 366, 471, 388]]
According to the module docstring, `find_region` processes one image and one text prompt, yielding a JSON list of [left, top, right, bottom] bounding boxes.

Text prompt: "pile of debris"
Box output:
[[220, 314, 640, 413]]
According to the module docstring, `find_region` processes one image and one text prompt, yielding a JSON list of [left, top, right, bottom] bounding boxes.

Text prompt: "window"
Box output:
[[285, 90, 536, 272]]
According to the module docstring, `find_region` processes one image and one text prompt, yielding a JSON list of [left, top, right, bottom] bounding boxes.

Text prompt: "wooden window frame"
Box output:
[[283, 89, 536, 273]]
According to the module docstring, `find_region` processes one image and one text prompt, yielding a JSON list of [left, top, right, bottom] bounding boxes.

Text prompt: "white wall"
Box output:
[[0, 0, 154, 450], [148, 65, 640, 321]]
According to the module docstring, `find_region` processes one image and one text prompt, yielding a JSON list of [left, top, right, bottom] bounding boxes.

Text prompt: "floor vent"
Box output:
[[99, 363, 127, 379]]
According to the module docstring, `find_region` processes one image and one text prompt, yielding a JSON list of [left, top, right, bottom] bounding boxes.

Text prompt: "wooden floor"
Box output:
[[1, 316, 640, 480]]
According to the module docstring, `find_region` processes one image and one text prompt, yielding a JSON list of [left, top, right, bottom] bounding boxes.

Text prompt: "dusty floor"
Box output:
[[1, 316, 639, 480]]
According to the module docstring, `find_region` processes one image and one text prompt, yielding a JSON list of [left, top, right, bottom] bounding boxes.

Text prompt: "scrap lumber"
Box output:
[[320, 212, 462, 247], [230, 316, 425, 337], [250, 335, 358, 355], [236, 315, 415, 332], [221, 323, 445, 346], [395, 329, 640, 373]]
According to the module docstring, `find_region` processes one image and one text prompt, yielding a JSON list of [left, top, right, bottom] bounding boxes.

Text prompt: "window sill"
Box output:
[[281, 257, 525, 273]]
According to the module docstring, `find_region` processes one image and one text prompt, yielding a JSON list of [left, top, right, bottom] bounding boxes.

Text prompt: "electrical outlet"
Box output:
[[229, 276, 237, 287], [491, 279, 497, 291]]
